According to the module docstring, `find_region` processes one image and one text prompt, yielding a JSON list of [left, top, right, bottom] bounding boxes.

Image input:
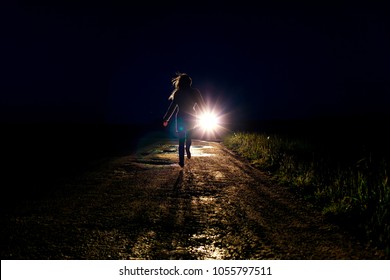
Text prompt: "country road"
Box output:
[[1, 138, 385, 259]]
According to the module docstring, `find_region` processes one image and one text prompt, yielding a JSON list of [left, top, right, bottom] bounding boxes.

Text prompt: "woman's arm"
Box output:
[[193, 88, 206, 112], [163, 99, 178, 123]]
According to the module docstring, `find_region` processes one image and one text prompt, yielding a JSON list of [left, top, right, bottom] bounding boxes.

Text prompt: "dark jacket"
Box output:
[[163, 87, 204, 132]]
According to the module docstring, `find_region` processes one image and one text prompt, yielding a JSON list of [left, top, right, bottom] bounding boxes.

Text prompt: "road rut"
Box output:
[[1, 139, 384, 259]]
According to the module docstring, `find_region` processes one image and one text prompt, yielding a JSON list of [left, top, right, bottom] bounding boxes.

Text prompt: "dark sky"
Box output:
[[1, 0, 389, 125]]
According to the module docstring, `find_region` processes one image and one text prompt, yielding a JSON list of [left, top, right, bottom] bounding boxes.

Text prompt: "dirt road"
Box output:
[[1, 139, 385, 259]]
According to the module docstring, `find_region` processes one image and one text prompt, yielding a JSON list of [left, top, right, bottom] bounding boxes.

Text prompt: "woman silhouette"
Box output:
[[163, 72, 205, 167]]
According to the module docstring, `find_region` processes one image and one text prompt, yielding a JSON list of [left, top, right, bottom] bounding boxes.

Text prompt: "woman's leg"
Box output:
[[186, 129, 192, 159], [178, 131, 185, 167]]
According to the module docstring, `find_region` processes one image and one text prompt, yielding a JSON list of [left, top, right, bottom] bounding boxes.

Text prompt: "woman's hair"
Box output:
[[169, 72, 192, 100]]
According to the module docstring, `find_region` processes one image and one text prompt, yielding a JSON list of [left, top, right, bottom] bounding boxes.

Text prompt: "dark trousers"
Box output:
[[178, 129, 192, 166]]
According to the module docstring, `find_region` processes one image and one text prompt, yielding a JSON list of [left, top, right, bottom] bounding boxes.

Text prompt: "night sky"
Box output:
[[1, 1, 389, 125]]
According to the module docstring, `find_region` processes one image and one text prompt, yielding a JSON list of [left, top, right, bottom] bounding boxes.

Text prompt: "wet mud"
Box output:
[[1, 140, 385, 259]]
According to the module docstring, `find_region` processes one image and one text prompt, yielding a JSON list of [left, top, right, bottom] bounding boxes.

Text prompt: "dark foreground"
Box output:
[[1, 128, 386, 259], [1, 123, 161, 204]]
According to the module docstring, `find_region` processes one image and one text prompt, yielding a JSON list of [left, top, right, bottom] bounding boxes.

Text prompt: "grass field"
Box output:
[[223, 117, 390, 257]]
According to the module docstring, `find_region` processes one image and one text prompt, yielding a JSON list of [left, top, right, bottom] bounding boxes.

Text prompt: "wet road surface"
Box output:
[[1, 139, 384, 259]]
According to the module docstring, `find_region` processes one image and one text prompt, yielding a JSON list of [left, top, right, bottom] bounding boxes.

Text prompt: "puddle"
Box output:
[[191, 145, 213, 149], [136, 159, 173, 166], [162, 145, 178, 153], [190, 146, 215, 157], [156, 144, 215, 157], [188, 196, 227, 259], [189, 228, 227, 259]]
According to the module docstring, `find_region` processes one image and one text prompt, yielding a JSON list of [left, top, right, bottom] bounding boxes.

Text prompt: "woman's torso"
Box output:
[[174, 88, 199, 119]]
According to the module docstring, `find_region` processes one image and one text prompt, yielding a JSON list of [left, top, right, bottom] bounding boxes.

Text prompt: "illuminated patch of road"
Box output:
[[135, 144, 178, 167], [213, 171, 224, 179], [190, 145, 216, 157], [187, 195, 228, 259], [4, 139, 379, 260], [189, 229, 227, 260]]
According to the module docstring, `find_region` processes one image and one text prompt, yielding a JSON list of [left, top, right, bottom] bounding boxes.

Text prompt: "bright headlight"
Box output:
[[198, 112, 219, 131]]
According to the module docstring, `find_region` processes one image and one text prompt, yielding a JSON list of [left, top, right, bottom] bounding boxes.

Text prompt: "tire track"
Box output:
[[1, 139, 385, 259]]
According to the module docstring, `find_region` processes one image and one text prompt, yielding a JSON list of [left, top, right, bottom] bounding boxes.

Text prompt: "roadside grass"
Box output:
[[223, 132, 390, 257]]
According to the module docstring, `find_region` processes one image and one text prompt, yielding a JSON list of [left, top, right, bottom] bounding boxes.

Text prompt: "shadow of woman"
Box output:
[[173, 170, 184, 191]]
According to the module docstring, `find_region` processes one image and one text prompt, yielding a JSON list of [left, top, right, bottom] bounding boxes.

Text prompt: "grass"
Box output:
[[223, 131, 390, 257]]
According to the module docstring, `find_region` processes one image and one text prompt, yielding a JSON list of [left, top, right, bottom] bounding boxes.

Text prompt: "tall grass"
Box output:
[[223, 132, 390, 256]]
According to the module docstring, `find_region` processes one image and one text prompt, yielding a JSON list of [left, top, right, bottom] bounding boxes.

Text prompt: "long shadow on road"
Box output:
[[1, 138, 385, 259]]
